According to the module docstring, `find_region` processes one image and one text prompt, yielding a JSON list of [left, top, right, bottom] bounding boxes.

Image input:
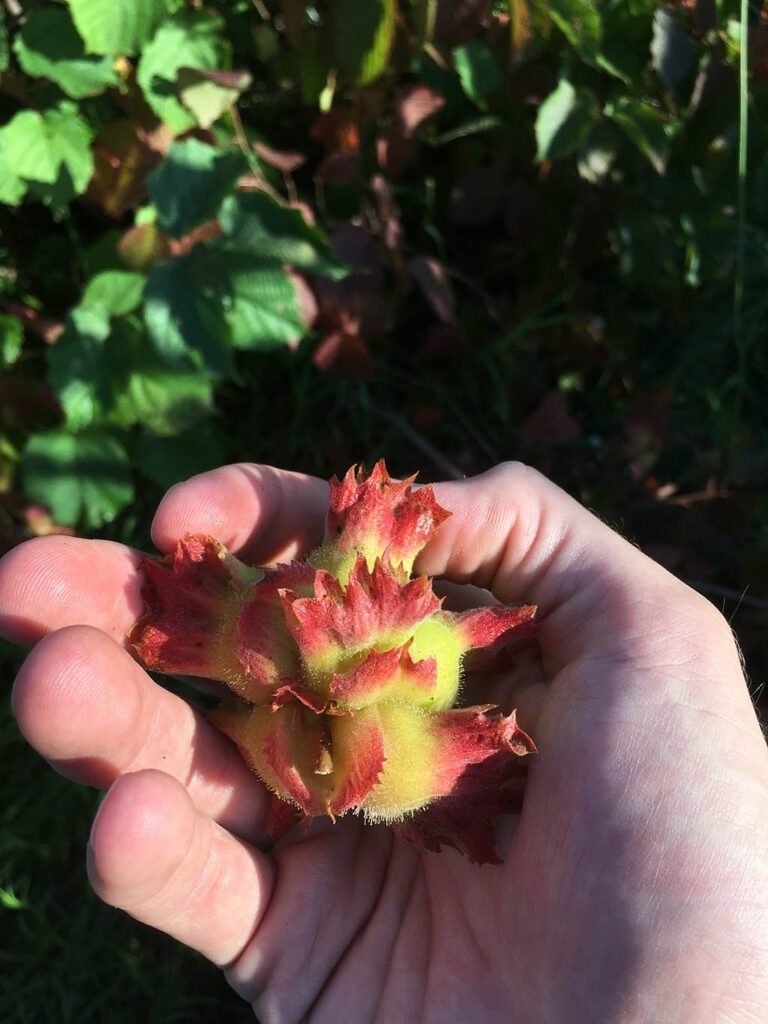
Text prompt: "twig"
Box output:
[[230, 104, 284, 204], [250, 0, 271, 19], [374, 409, 464, 480], [2, 0, 23, 19]]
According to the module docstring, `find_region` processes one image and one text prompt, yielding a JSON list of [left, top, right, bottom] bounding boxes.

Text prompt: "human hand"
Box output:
[[1, 462, 766, 1023]]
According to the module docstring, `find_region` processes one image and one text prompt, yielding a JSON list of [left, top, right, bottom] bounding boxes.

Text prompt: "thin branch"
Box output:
[[250, 0, 271, 20], [374, 409, 464, 480], [2, 0, 23, 19]]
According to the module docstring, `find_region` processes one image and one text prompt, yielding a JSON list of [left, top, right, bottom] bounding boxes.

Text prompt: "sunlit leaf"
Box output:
[[81, 271, 146, 317], [453, 40, 502, 109], [65, 0, 172, 57], [0, 313, 23, 369], [331, 0, 396, 85], [177, 68, 252, 130], [47, 306, 111, 430], [1, 107, 93, 197], [651, 7, 695, 92], [549, 0, 601, 63], [535, 79, 598, 162], [14, 8, 119, 98], [137, 13, 231, 134], [225, 266, 304, 349], [23, 428, 133, 529], [0, 138, 26, 206]]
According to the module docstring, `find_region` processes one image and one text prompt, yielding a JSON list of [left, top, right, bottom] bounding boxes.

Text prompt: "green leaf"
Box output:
[[47, 306, 111, 430], [606, 96, 672, 174], [651, 7, 695, 92], [536, 79, 598, 162], [136, 422, 226, 489], [331, 0, 396, 85], [549, 0, 601, 63], [144, 252, 232, 375], [225, 266, 303, 349], [217, 192, 341, 275], [0, 313, 23, 368], [144, 193, 339, 367], [1, 107, 93, 195], [577, 120, 617, 183], [14, 8, 119, 99], [597, 0, 655, 83], [65, 0, 172, 57], [106, 319, 214, 436], [82, 271, 146, 316], [147, 139, 245, 237], [177, 68, 252, 130], [137, 13, 231, 134], [0, 7, 9, 73], [0, 138, 26, 206], [23, 428, 133, 529], [453, 40, 503, 110]]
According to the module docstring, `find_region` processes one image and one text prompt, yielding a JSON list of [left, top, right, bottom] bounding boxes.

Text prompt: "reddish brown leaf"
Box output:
[[376, 126, 416, 177], [253, 140, 306, 174], [315, 153, 360, 183], [87, 119, 162, 219], [395, 83, 446, 136], [6, 305, 64, 345], [180, 68, 252, 90], [117, 222, 172, 273], [435, 0, 492, 47], [313, 330, 373, 377], [23, 504, 76, 538], [311, 108, 361, 154]]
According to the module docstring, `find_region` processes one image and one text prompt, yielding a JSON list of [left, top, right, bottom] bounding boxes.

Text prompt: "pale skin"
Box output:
[[1, 462, 767, 1024]]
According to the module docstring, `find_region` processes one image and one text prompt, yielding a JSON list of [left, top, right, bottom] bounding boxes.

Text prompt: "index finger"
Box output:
[[151, 463, 329, 563], [0, 465, 328, 648]]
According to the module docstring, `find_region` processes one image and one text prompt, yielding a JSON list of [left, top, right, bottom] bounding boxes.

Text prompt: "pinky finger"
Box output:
[[88, 770, 274, 968]]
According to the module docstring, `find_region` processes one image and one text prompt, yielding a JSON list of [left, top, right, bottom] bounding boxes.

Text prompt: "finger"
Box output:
[[12, 626, 269, 841], [418, 462, 734, 669], [0, 536, 142, 647], [88, 770, 274, 967], [151, 463, 329, 563]]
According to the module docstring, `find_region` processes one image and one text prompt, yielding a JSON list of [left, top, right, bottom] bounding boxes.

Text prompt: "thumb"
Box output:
[[416, 462, 733, 675]]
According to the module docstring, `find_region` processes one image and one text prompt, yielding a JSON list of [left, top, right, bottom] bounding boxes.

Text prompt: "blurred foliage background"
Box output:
[[1, 0, 766, 1020]]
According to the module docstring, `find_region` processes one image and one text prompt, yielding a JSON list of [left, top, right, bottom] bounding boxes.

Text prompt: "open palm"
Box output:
[[2, 462, 766, 1023]]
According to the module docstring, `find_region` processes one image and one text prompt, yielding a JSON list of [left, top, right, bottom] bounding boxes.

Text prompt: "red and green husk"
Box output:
[[130, 462, 537, 864]]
